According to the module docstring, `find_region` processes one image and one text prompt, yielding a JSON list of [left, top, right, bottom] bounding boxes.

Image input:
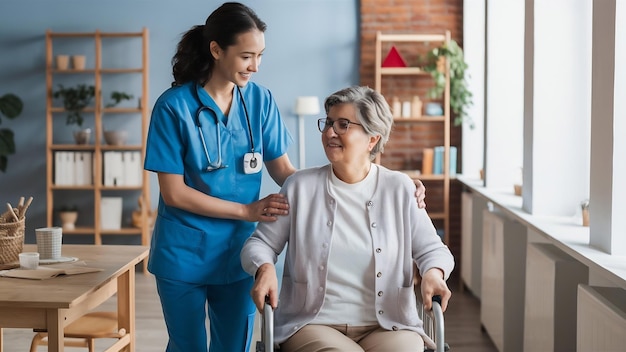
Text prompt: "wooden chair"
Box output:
[[29, 311, 126, 352]]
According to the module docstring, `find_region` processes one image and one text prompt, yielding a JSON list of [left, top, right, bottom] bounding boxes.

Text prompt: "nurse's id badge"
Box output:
[[243, 152, 262, 174]]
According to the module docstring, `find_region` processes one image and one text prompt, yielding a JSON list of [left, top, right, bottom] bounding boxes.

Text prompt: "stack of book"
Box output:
[[421, 146, 457, 176]]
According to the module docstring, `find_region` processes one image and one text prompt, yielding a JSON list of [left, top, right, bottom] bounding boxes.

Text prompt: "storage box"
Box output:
[[100, 197, 122, 230]]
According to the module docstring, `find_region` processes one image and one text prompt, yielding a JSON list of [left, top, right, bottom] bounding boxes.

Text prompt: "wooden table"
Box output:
[[0, 244, 148, 352]]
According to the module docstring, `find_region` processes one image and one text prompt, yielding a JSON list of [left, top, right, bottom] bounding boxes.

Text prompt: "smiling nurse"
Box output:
[[144, 3, 294, 351]]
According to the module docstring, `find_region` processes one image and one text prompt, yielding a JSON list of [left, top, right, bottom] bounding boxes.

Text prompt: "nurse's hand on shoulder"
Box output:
[[247, 193, 289, 222], [414, 179, 427, 209]]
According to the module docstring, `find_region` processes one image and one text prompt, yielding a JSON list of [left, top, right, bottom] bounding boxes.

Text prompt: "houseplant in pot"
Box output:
[[103, 90, 134, 146], [52, 84, 95, 144], [0, 93, 23, 172], [422, 39, 474, 128]]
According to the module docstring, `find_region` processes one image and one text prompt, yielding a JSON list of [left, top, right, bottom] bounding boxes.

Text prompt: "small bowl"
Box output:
[[103, 130, 128, 146]]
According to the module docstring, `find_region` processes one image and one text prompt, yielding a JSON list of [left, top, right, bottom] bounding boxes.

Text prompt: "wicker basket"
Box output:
[[0, 217, 25, 264]]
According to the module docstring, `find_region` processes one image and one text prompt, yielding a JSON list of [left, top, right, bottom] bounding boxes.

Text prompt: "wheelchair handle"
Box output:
[[432, 295, 442, 305], [430, 295, 445, 351]]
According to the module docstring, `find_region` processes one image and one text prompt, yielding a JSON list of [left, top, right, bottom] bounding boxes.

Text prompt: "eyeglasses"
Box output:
[[317, 118, 363, 135]]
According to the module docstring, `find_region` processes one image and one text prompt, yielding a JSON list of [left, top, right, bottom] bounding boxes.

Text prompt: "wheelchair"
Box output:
[[256, 295, 450, 352]]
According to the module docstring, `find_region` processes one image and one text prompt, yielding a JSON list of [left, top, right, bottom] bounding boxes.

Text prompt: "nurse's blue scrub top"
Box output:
[[144, 81, 293, 284]]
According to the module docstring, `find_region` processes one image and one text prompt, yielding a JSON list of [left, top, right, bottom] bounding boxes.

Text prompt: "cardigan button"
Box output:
[[377, 291, 383, 297], [367, 201, 373, 207], [392, 326, 398, 331], [377, 272, 382, 278], [376, 248, 381, 253], [378, 310, 384, 315]]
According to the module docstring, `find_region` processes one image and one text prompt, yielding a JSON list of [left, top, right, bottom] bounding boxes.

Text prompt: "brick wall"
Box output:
[[360, 0, 464, 261]]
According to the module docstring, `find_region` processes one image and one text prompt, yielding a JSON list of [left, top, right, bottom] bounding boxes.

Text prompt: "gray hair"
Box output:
[[324, 86, 393, 160]]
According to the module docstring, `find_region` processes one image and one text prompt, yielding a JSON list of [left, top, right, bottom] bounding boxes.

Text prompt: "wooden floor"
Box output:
[[2, 271, 497, 352]]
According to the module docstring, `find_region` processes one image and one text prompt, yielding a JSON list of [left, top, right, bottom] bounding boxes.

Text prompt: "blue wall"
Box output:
[[0, 0, 359, 243]]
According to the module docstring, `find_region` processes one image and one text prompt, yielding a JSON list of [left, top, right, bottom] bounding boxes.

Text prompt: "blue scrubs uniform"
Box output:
[[144, 81, 293, 352]]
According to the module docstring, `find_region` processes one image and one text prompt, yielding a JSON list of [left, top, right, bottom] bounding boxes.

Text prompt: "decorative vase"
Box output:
[[425, 102, 443, 116], [59, 211, 78, 231], [74, 128, 92, 145]]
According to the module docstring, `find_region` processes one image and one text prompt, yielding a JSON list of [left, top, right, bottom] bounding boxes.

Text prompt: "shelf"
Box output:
[[52, 69, 96, 74], [376, 33, 447, 43], [101, 185, 144, 191], [394, 116, 445, 122], [428, 212, 446, 220], [380, 67, 428, 75], [103, 107, 142, 114], [50, 144, 96, 151], [62, 227, 143, 235], [100, 145, 143, 151], [375, 30, 452, 245], [50, 31, 145, 38], [51, 185, 95, 190], [45, 28, 151, 266]]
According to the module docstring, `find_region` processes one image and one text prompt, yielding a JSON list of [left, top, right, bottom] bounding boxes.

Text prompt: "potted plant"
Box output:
[[103, 91, 134, 145], [52, 84, 95, 144], [422, 39, 474, 128], [58, 205, 78, 231], [105, 91, 134, 108], [0, 93, 24, 172]]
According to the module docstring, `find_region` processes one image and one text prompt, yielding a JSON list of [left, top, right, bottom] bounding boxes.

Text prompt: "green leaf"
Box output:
[[0, 94, 23, 119]]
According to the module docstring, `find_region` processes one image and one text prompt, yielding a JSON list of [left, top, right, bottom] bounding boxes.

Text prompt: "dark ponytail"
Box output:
[[171, 2, 267, 86]]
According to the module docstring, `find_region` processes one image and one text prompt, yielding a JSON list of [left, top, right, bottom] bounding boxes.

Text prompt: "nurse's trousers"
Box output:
[[156, 275, 256, 352]]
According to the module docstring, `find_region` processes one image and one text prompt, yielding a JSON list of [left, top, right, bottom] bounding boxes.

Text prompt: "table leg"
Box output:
[[46, 309, 64, 352], [0, 327, 4, 352], [118, 267, 136, 352]]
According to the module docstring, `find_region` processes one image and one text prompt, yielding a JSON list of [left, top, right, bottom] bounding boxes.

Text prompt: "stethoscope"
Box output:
[[194, 85, 261, 174]]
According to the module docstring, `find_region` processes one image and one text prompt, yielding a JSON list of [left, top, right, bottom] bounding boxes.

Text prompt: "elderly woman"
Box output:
[[240, 86, 454, 352]]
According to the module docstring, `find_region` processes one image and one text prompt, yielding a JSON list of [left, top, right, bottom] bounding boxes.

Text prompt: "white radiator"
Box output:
[[577, 285, 626, 351], [461, 191, 488, 297], [481, 209, 527, 352], [523, 243, 588, 352]]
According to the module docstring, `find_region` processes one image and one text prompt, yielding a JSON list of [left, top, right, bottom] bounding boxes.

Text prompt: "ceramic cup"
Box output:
[[19, 252, 39, 269], [35, 227, 63, 260]]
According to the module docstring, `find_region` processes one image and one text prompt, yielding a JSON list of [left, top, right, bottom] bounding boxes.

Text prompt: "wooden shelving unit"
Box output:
[[374, 30, 452, 244], [44, 29, 151, 259]]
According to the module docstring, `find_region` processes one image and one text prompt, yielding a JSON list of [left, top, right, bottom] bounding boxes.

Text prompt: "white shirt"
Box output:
[[312, 165, 378, 325]]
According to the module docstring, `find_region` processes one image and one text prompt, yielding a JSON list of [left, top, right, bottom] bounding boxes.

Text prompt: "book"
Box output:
[[432, 146, 457, 175], [449, 146, 457, 176], [0, 265, 103, 280], [433, 146, 444, 175], [422, 148, 434, 175]]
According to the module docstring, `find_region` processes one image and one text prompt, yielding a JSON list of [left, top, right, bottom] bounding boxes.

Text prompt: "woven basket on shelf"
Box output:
[[0, 217, 25, 264]]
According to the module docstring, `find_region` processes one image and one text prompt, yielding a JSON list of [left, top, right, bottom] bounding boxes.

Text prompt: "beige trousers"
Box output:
[[280, 324, 424, 352]]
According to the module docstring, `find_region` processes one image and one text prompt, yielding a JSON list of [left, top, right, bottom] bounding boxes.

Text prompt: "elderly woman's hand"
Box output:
[[250, 263, 279, 313], [420, 267, 451, 312]]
